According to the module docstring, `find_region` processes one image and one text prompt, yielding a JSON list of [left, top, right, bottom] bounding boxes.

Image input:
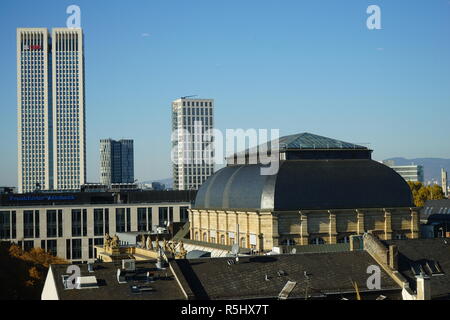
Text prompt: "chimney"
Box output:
[[388, 245, 398, 270], [416, 274, 431, 300]]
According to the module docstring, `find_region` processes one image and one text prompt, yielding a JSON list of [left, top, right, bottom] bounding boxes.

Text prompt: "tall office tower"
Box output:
[[17, 28, 52, 193], [442, 168, 448, 198], [17, 28, 86, 193], [100, 139, 134, 186], [52, 28, 86, 190], [172, 97, 214, 190]]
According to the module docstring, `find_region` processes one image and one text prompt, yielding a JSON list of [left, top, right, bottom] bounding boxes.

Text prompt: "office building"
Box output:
[[0, 190, 194, 262], [382, 160, 424, 183], [171, 97, 214, 190], [17, 28, 86, 193], [100, 139, 134, 186], [442, 168, 448, 198]]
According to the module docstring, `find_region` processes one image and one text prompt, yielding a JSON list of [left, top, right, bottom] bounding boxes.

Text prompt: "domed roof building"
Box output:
[[189, 133, 419, 252]]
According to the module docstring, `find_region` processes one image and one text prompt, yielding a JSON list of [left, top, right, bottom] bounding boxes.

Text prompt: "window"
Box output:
[[58, 210, 63, 237], [24, 240, 34, 251], [137, 208, 147, 231], [46, 210, 57, 238], [116, 208, 125, 232], [47, 240, 57, 256], [220, 235, 225, 245], [71, 209, 81, 237], [82, 209, 87, 236], [94, 209, 104, 236], [23, 210, 34, 238], [310, 237, 325, 245], [240, 237, 246, 248], [338, 236, 350, 244], [180, 206, 189, 222], [72, 239, 82, 260], [203, 232, 208, 242], [0, 211, 11, 239], [158, 207, 168, 227], [34, 211, 39, 238], [126, 208, 131, 232]]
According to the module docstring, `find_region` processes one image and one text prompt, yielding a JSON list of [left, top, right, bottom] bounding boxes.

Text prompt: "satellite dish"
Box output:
[[291, 248, 297, 254], [231, 244, 240, 255]]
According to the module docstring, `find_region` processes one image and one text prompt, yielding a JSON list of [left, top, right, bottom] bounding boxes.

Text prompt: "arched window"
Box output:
[[310, 237, 325, 245], [220, 235, 225, 245], [194, 232, 199, 240], [338, 236, 350, 244], [240, 237, 246, 248], [203, 232, 208, 242], [281, 239, 296, 246], [395, 233, 407, 240]]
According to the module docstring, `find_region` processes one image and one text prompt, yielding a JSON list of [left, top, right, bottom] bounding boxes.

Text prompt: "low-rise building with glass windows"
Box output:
[[0, 190, 194, 262]]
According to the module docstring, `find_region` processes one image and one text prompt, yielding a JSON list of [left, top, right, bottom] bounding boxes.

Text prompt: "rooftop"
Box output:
[[49, 260, 186, 300], [383, 238, 450, 299], [173, 251, 401, 300]]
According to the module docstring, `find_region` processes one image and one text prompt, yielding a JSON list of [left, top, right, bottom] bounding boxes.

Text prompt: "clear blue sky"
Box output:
[[1, 0, 449, 186]]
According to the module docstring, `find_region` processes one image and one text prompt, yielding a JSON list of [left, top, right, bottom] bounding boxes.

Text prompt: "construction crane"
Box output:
[[180, 95, 198, 99]]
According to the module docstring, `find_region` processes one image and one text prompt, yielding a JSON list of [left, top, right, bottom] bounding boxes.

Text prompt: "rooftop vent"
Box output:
[[277, 270, 286, 277], [117, 268, 127, 284], [227, 259, 235, 265], [122, 259, 136, 271], [75, 276, 99, 289], [278, 281, 297, 300], [130, 285, 155, 294]]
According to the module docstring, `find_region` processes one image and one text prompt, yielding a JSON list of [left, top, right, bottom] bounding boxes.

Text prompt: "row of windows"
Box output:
[[182, 101, 212, 107], [0, 207, 190, 240]]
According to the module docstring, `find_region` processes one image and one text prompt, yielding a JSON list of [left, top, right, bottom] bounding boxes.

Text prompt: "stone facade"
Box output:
[[189, 207, 420, 252]]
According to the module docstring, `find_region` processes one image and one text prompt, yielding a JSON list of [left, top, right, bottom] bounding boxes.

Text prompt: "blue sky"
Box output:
[[0, 0, 449, 186]]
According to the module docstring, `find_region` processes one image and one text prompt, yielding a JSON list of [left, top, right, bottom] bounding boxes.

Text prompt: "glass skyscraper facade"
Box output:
[[100, 139, 134, 186]]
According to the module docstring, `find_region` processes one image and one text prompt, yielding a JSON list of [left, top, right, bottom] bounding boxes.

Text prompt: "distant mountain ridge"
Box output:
[[384, 157, 450, 184]]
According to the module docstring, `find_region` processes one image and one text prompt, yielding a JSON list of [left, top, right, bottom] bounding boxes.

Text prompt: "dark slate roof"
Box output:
[[421, 199, 450, 221], [49, 260, 185, 300], [173, 251, 401, 300], [194, 159, 414, 211], [383, 238, 450, 299]]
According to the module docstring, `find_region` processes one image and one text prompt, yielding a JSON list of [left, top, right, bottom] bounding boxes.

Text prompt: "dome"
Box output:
[[194, 159, 414, 211]]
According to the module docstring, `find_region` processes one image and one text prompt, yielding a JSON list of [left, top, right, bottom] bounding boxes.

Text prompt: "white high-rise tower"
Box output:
[[17, 27, 86, 193], [171, 97, 214, 190], [51, 28, 86, 190]]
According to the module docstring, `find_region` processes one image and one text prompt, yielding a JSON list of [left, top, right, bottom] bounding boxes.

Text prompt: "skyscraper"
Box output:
[[51, 28, 86, 191], [171, 97, 214, 190], [100, 139, 134, 186], [17, 28, 52, 193], [17, 27, 86, 193], [442, 168, 448, 198]]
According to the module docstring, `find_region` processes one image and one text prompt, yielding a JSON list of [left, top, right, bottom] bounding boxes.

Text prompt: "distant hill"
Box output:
[[384, 157, 450, 184]]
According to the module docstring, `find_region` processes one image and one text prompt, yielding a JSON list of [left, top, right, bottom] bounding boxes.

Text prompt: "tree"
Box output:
[[0, 242, 67, 300], [408, 181, 445, 207]]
